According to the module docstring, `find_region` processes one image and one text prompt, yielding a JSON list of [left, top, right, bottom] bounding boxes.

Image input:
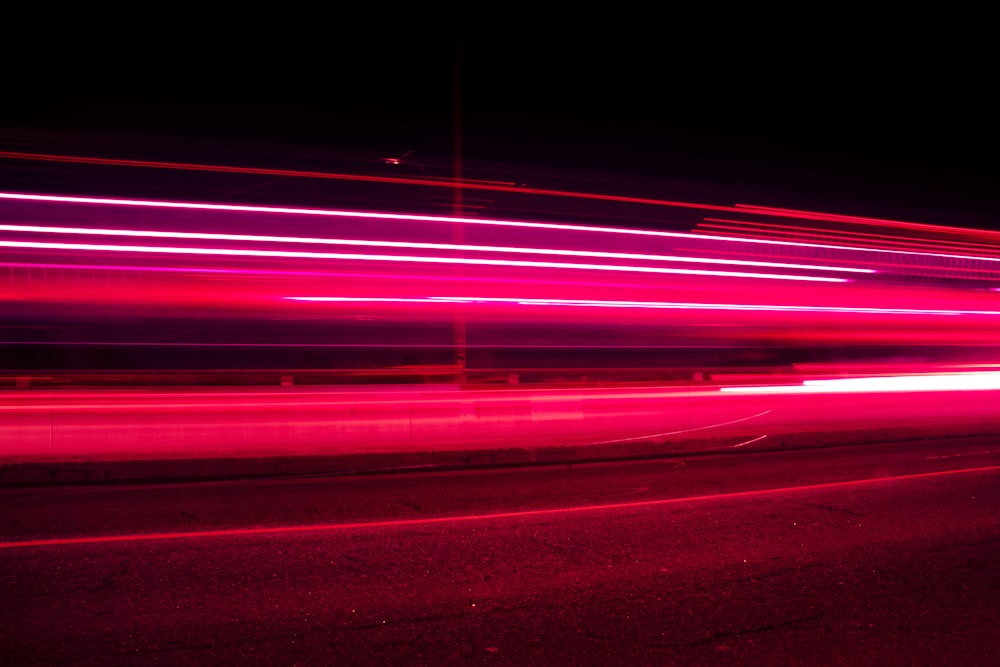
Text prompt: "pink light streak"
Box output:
[[701, 218, 1000, 254], [721, 372, 1000, 394], [0, 191, 777, 247], [0, 223, 872, 274], [0, 240, 849, 282], [735, 202, 1000, 240], [730, 434, 768, 448], [285, 296, 1000, 316], [687, 231, 1000, 265], [0, 152, 983, 236], [0, 154, 747, 214], [0, 385, 727, 413], [3, 191, 995, 270], [588, 409, 773, 445], [6, 150, 997, 306]]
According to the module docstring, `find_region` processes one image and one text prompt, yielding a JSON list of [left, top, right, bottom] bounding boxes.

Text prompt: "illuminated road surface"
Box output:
[[7, 382, 1000, 464], [3, 437, 1000, 664]]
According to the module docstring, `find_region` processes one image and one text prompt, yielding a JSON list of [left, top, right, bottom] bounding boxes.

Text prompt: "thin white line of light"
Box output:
[[2, 191, 995, 266], [586, 409, 773, 445], [721, 372, 1000, 393], [285, 296, 1000, 316], [0, 224, 873, 274], [0, 240, 849, 282]]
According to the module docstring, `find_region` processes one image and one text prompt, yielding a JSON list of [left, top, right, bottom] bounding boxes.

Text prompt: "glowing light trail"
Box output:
[[699, 221, 1000, 262], [4, 191, 997, 268], [721, 372, 1000, 394], [0, 223, 871, 274], [701, 218, 1000, 254], [688, 232, 1000, 265], [3, 465, 998, 549], [0, 240, 848, 282], [0, 155, 750, 214], [0, 153, 982, 235], [587, 409, 773, 445], [736, 202, 1000, 240], [286, 296, 1000, 316], [730, 434, 768, 448]]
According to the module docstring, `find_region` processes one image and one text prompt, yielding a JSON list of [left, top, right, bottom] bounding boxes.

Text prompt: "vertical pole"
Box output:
[[452, 24, 467, 384]]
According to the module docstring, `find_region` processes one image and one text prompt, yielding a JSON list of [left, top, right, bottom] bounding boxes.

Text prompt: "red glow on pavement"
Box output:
[[3, 465, 998, 550]]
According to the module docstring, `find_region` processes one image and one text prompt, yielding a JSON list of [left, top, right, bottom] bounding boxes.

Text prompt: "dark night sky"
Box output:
[[3, 12, 997, 227]]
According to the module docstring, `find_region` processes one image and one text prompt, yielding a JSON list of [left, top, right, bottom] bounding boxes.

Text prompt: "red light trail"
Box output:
[[7, 191, 1000, 277], [2, 151, 990, 236], [3, 156, 1000, 465], [0, 152, 765, 214], [287, 295, 1000, 316], [0, 222, 871, 274], [3, 464, 998, 550], [722, 372, 1000, 394], [0, 239, 849, 282]]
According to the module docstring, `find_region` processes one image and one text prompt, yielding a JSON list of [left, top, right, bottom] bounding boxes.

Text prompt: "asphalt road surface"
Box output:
[[4, 436, 1000, 665]]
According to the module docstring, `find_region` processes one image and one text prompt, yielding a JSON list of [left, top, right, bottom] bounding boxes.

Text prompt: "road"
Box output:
[[3, 436, 1000, 665]]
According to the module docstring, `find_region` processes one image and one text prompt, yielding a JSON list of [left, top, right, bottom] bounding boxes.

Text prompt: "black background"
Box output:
[[2, 11, 997, 227]]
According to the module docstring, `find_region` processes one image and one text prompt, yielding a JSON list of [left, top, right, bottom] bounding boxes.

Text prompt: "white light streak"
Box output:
[[0, 240, 849, 282], [0, 223, 872, 274], [721, 372, 1000, 394], [286, 296, 1000, 316]]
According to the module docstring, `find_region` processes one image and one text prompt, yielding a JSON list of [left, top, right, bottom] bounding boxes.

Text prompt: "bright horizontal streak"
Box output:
[[6, 191, 997, 269], [286, 296, 1000, 315], [0, 224, 872, 274], [289, 297, 441, 303], [0, 386, 728, 412], [3, 191, 993, 268], [722, 372, 1000, 394], [0, 240, 848, 282], [689, 231, 1000, 265], [735, 202, 1000, 239], [0, 191, 723, 233], [806, 373, 1000, 391]]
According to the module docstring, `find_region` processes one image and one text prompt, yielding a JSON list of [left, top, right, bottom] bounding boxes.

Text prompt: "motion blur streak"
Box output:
[[587, 409, 773, 445], [288, 296, 1000, 316], [0, 239, 848, 281], [5, 173, 1000, 462], [0, 154, 765, 214], [699, 218, 1000, 261], [736, 202, 1000, 239], [722, 372, 1000, 394], [690, 230, 1000, 264], [6, 384, 1000, 461], [4, 464, 998, 550], [0, 223, 871, 273], [1, 152, 985, 234], [7, 190, 1000, 269]]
